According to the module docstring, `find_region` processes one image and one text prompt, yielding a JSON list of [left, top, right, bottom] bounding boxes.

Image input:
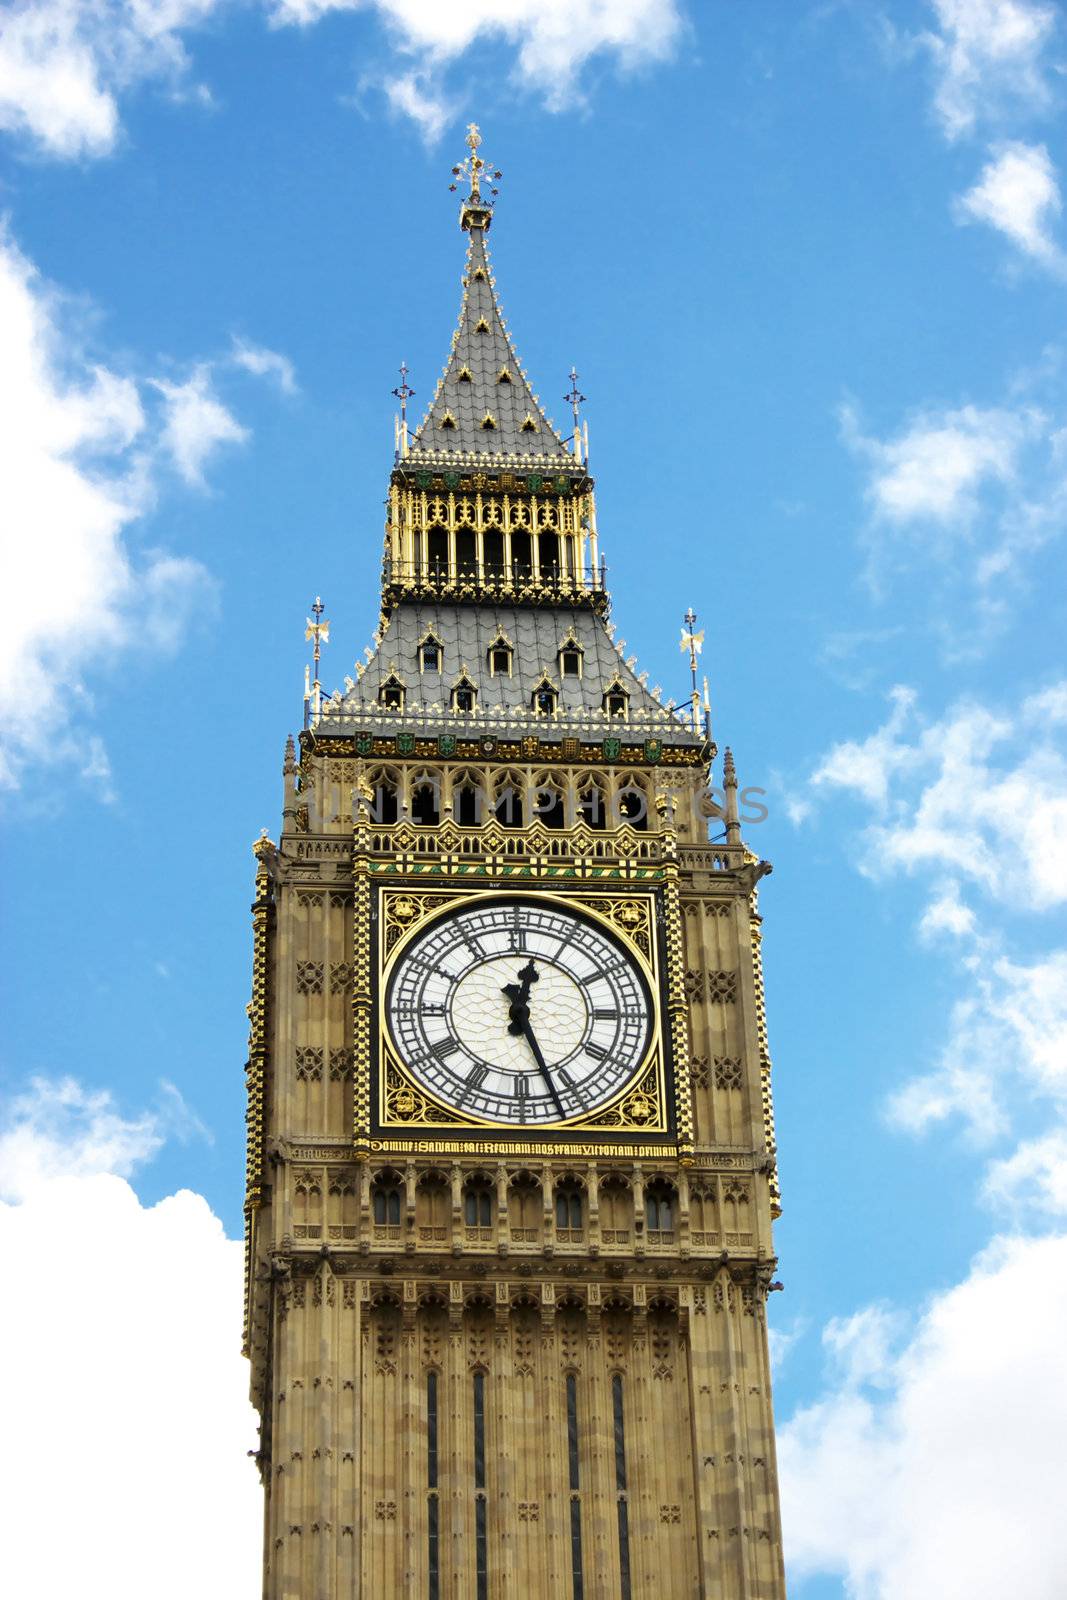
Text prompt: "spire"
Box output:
[[409, 123, 572, 463]]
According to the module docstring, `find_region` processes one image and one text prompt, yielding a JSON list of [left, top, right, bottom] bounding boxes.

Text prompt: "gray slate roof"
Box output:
[[408, 225, 573, 462], [321, 604, 698, 747]]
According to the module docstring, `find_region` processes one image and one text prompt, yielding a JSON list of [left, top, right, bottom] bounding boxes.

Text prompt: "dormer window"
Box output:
[[488, 638, 512, 676], [532, 680, 557, 715], [603, 683, 629, 718], [457, 366, 473, 383], [480, 412, 497, 430], [472, 266, 487, 282], [496, 367, 513, 384], [475, 317, 490, 333], [379, 676, 405, 710], [420, 636, 442, 672], [452, 677, 477, 713], [438, 411, 457, 430]]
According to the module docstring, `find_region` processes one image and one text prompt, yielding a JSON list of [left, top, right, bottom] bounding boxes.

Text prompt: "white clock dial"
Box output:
[[385, 898, 652, 1126]]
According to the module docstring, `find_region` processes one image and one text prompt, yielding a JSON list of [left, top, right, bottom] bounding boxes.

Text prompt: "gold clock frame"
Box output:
[[369, 885, 675, 1148]]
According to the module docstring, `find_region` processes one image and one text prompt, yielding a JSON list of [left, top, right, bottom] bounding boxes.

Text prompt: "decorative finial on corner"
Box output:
[[680, 608, 705, 736], [283, 733, 297, 775], [564, 367, 587, 462], [392, 361, 415, 458], [450, 122, 502, 231], [304, 597, 330, 729]]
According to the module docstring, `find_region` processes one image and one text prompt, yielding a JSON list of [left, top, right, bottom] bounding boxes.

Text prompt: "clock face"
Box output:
[[385, 898, 653, 1126]]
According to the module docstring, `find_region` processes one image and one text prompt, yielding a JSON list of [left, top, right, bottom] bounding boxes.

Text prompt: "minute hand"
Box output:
[[518, 1019, 567, 1121]]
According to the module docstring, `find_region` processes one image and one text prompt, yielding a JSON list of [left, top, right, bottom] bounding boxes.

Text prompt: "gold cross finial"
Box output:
[[467, 122, 482, 194], [449, 122, 501, 222]]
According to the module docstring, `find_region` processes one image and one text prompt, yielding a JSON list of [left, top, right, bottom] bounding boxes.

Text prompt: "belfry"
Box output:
[[244, 125, 787, 1598]]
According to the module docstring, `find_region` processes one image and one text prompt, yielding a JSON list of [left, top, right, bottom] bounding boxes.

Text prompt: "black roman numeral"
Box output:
[[585, 1041, 608, 1061], [431, 1038, 460, 1059], [466, 1064, 488, 1089]]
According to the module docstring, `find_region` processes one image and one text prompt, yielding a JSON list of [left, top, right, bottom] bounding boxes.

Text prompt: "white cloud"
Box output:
[[919, 880, 977, 941], [813, 684, 1067, 1178], [922, 0, 1058, 142], [0, 1075, 260, 1598], [886, 948, 1067, 1140], [381, 66, 453, 144], [984, 1129, 1067, 1215], [0, 227, 225, 790], [153, 363, 249, 486], [231, 336, 298, 394], [0, 0, 681, 158], [955, 141, 1066, 271], [842, 400, 1036, 529], [780, 1230, 1067, 1599], [814, 683, 1067, 912], [0, 0, 222, 159]]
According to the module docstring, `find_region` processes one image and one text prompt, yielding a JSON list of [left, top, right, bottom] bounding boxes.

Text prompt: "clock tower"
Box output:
[[244, 126, 788, 1599]]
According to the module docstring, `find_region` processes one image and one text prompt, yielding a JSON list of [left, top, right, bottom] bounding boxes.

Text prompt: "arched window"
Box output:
[[420, 636, 442, 672], [494, 774, 524, 828], [453, 774, 482, 826], [512, 529, 532, 580], [368, 768, 399, 824], [578, 779, 606, 831], [487, 637, 512, 676], [599, 1176, 632, 1245], [464, 1179, 493, 1230], [616, 786, 647, 832], [533, 779, 565, 829], [483, 529, 505, 579], [555, 1183, 583, 1235], [379, 676, 404, 710], [532, 680, 557, 715], [559, 633, 585, 678], [411, 778, 440, 826], [452, 677, 477, 713], [372, 1176, 402, 1227], [645, 1181, 675, 1236], [508, 1173, 541, 1243], [538, 530, 560, 579], [456, 527, 477, 577], [428, 528, 448, 576]]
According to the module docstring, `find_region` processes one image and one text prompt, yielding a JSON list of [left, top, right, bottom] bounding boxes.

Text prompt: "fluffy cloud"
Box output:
[[780, 1230, 1067, 1598], [0, 0, 223, 158], [842, 400, 1036, 529], [922, 0, 1058, 142], [231, 337, 298, 395], [0, 227, 219, 790], [841, 392, 1067, 607], [955, 141, 1065, 271], [887, 948, 1067, 1140], [153, 364, 249, 485], [812, 682, 1067, 910], [812, 680, 1067, 1201], [0, 0, 681, 159], [984, 1128, 1067, 1215], [0, 1075, 261, 1599]]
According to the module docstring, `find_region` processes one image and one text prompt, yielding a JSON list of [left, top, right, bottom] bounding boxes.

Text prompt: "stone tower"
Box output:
[[244, 125, 787, 1599]]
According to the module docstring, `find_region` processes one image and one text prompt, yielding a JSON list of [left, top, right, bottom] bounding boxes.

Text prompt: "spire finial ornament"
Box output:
[[564, 367, 586, 461], [392, 362, 415, 458], [304, 596, 330, 728], [450, 121, 502, 231], [680, 608, 705, 735]]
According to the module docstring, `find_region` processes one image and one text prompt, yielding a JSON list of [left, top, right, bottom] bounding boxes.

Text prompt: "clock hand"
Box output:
[[517, 1016, 567, 1121], [502, 959, 539, 1036]]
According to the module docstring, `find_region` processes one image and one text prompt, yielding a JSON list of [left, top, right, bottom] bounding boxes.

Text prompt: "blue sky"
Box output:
[[2, 3, 1067, 1595]]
